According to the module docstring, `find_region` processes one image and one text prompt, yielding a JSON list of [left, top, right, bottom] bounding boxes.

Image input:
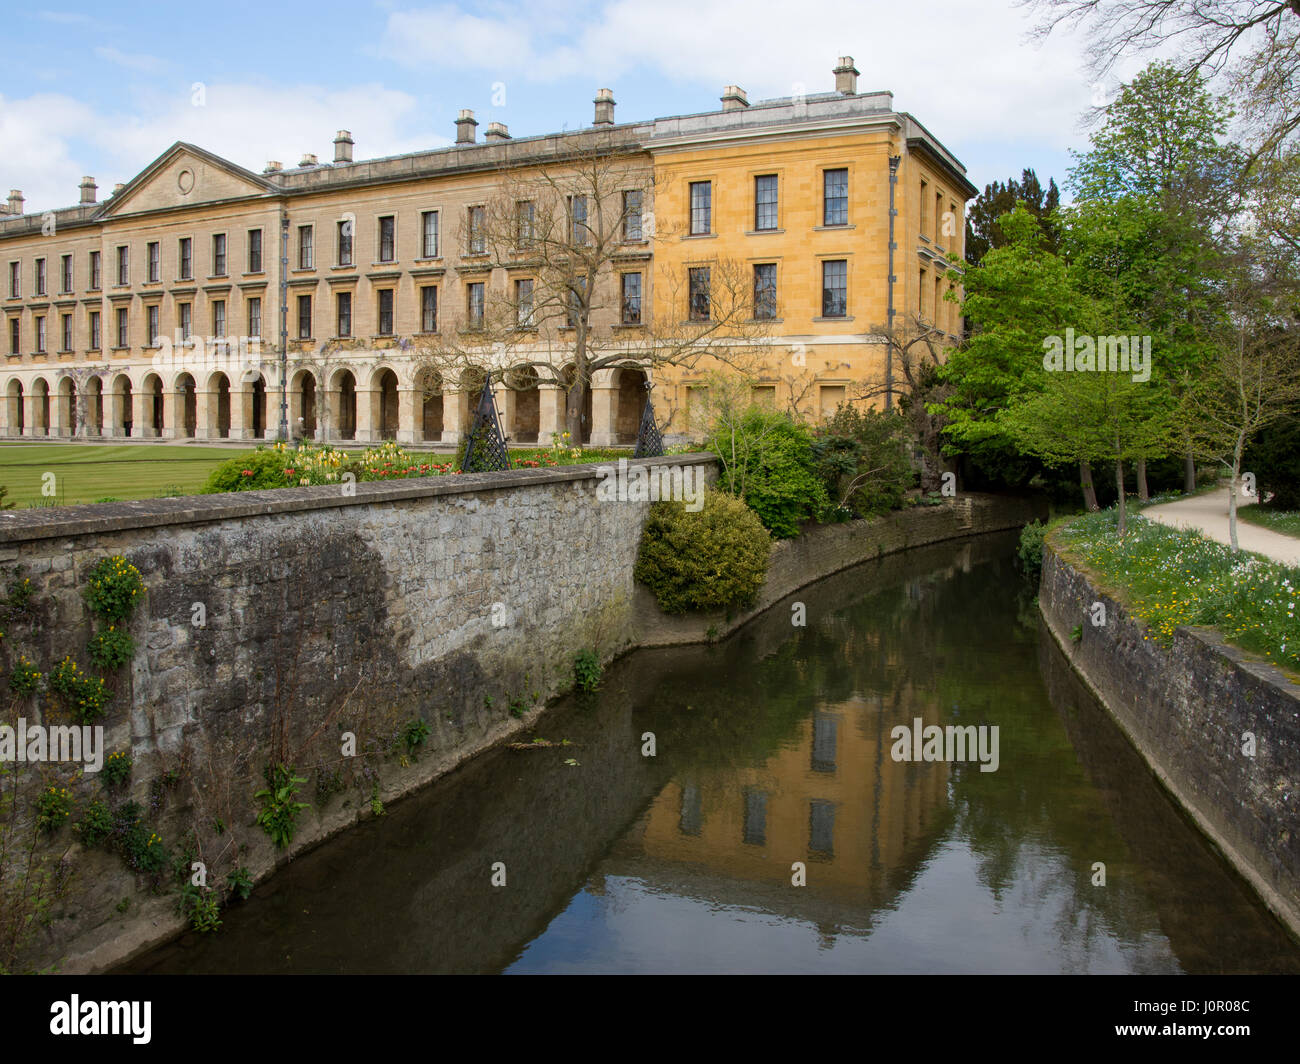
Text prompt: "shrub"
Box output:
[[226, 866, 254, 902], [254, 763, 309, 850], [109, 801, 167, 874], [8, 655, 41, 696], [177, 883, 223, 933], [400, 717, 430, 755], [1018, 520, 1047, 581], [202, 447, 292, 493], [47, 656, 81, 696], [1244, 406, 1300, 510], [573, 650, 602, 693], [634, 490, 772, 614], [101, 751, 132, 789], [77, 798, 114, 847], [86, 556, 144, 623], [811, 405, 914, 518], [88, 624, 135, 671], [706, 409, 828, 538], [36, 787, 73, 834]]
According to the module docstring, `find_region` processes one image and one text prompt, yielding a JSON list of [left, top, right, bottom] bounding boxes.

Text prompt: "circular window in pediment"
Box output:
[[177, 168, 195, 194]]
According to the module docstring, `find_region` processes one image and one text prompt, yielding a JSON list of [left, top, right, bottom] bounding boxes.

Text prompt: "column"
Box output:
[[229, 381, 250, 440], [131, 388, 150, 438], [493, 384, 514, 444], [441, 387, 463, 445], [198, 386, 220, 440], [537, 383, 562, 444], [355, 386, 377, 443], [396, 386, 418, 445], [587, 368, 617, 447]]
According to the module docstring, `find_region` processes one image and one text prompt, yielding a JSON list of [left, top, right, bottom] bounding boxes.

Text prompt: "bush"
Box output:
[[101, 751, 132, 789], [88, 624, 135, 671], [86, 556, 144, 623], [634, 490, 772, 614], [254, 763, 309, 850], [202, 447, 292, 493], [1244, 406, 1300, 510], [573, 649, 602, 692], [8, 655, 41, 696], [36, 787, 73, 834], [108, 801, 168, 874], [1017, 520, 1047, 581], [77, 798, 114, 847], [811, 405, 914, 518], [706, 409, 828, 539]]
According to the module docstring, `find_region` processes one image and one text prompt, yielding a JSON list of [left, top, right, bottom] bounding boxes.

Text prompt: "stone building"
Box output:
[[0, 58, 974, 447]]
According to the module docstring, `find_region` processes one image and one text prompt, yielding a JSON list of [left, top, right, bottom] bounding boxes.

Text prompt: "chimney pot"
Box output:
[[7, 190, 23, 216], [455, 109, 478, 144], [263, 161, 283, 174], [484, 122, 511, 142], [593, 88, 616, 126], [79, 176, 97, 204], [299, 152, 318, 168], [833, 56, 859, 95], [112, 183, 125, 195], [333, 130, 354, 164], [721, 85, 749, 111]]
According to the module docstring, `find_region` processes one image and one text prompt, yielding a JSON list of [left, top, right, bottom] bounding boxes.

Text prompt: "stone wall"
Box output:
[[1039, 539, 1300, 938]]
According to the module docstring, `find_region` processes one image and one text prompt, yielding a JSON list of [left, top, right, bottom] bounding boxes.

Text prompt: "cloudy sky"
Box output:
[[1, 0, 1160, 213]]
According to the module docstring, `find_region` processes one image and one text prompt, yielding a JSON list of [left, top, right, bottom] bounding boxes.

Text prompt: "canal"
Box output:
[[121, 531, 1300, 974]]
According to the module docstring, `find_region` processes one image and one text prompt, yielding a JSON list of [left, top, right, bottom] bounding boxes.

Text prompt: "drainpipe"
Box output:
[[279, 209, 289, 441], [886, 154, 901, 412]]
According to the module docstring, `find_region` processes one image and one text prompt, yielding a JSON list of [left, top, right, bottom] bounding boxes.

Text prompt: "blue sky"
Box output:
[[2, 0, 1160, 213]]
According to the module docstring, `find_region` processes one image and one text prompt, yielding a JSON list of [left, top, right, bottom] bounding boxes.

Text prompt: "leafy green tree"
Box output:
[[965, 168, 1061, 264]]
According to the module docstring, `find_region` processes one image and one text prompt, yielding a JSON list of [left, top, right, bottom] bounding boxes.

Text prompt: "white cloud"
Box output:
[[94, 46, 172, 75]]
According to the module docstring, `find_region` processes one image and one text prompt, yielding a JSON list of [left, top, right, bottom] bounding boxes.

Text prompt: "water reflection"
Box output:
[[121, 532, 1300, 974]]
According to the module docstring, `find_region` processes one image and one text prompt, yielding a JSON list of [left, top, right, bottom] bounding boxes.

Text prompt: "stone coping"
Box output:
[[0, 452, 716, 543]]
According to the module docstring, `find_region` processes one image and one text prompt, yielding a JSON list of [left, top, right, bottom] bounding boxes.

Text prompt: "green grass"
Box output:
[[0, 443, 258, 507], [1055, 508, 1300, 674], [1238, 504, 1300, 540]]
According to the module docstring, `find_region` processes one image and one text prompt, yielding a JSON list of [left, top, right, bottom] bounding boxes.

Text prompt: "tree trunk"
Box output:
[[565, 383, 584, 446], [1136, 456, 1149, 502], [1115, 457, 1127, 537], [1229, 436, 1245, 553], [1080, 460, 1100, 512], [1184, 450, 1196, 493]]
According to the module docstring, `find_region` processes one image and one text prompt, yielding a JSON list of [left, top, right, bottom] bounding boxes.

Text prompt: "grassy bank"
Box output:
[[1239, 504, 1300, 540], [1053, 509, 1300, 674]]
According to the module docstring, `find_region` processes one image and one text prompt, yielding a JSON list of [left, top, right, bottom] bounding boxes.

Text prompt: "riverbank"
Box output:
[[1039, 533, 1300, 940]]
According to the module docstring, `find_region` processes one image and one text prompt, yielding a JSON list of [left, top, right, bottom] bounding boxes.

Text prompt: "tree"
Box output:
[[965, 168, 1061, 263], [410, 139, 768, 444]]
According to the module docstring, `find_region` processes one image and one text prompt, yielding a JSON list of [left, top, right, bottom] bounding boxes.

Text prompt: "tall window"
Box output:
[[754, 175, 778, 230], [9, 318, 19, 354], [89, 251, 101, 290], [935, 191, 944, 242], [248, 228, 263, 273], [823, 168, 848, 226], [178, 302, 191, 341], [515, 201, 534, 248], [378, 216, 396, 263], [298, 225, 313, 269], [421, 210, 439, 258], [420, 286, 437, 332], [60, 313, 72, 351], [822, 259, 847, 317], [623, 190, 642, 241], [115, 307, 128, 347], [336, 292, 352, 337], [337, 219, 353, 266], [179, 238, 192, 280], [297, 294, 312, 338], [89, 310, 100, 350], [35, 315, 45, 353], [920, 179, 929, 235], [212, 299, 226, 337], [515, 278, 534, 327], [809, 800, 836, 856], [620, 273, 642, 325], [213, 233, 227, 275], [689, 181, 711, 235], [753, 263, 777, 319], [9, 261, 19, 297], [247, 297, 261, 338], [467, 282, 485, 328], [147, 242, 160, 283], [377, 289, 394, 335], [34, 258, 45, 296], [688, 266, 711, 321], [569, 195, 588, 245], [60, 254, 72, 293], [116, 246, 129, 286], [467, 207, 486, 255], [147, 305, 160, 345]]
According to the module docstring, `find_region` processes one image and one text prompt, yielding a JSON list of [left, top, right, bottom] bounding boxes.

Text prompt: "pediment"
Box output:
[[97, 143, 278, 218]]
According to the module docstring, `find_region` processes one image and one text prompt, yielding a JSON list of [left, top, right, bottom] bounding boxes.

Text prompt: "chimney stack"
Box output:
[[833, 56, 859, 95], [263, 161, 283, 174], [299, 152, 318, 168], [484, 122, 511, 142], [7, 190, 23, 216], [112, 183, 125, 196], [333, 130, 354, 164], [721, 85, 749, 111], [455, 109, 478, 144], [79, 176, 97, 204], [593, 88, 615, 126]]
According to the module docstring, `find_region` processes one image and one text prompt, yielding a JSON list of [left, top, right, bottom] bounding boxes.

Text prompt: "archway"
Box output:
[[251, 376, 266, 438], [507, 366, 540, 443], [174, 373, 197, 438], [291, 370, 317, 440], [31, 378, 50, 436], [416, 367, 443, 443], [331, 369, 356, 441], [614, 366, 648, 444], [56, 377, 77, 437], [209, 372, 231, 439], [85, 376, 104, 435], [143, 373, 164, 436], [374, 368, 399, 440], [6, 380, 23, 436], [112, 375, 133, 437]]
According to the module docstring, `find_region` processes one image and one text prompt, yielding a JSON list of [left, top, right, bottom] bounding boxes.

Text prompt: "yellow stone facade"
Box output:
[[0, 59, 973, 447]]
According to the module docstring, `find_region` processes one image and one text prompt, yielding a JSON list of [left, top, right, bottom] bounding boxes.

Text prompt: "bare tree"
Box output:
[[410, 139, 770, 443]]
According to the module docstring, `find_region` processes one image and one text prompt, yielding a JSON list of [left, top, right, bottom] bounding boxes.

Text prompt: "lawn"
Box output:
[[1238, 504, 1300, 540], [0, 443, 259, 507]]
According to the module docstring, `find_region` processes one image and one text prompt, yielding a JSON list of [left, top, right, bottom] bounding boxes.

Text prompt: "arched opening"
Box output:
[[251, 376, 266, 438], [32, 378, 50, 436], [291, 370, 316, 440], [174, 373, 197, 438], [6, 380, 23, 436], [614, 366, 648, 444], [332, 369, 356, 441], [143, 374, 164, 436], [416, 368, 443, 443], [507, 366, 540, 443], [209, 372, 231, 439], [374, 368, 399, 440], [57, 377, 77, 437], [85, 376, 104, 435], [112, 375, 133, 437]]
